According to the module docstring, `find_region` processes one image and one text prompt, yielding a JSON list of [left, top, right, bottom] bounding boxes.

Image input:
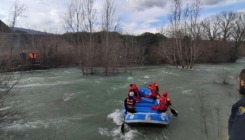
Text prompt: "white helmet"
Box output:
[[129, 91, 134, 97]]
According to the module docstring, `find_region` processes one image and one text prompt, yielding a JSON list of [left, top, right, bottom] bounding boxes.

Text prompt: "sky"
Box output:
[[0, 0, 245, 35]]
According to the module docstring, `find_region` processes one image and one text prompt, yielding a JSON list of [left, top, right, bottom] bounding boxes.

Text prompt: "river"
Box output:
[[0, 63, 244, 140]]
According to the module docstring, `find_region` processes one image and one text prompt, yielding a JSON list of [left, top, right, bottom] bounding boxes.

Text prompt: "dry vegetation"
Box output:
[[0, 0, 244, 74]]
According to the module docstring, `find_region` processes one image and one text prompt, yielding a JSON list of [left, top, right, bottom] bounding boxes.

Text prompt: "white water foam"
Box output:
[[114, 100, 124, 105], [4, 119, 68, 130], [144, 75, 150, 78], [15, 81, 72, 88], [127, 77, 133, 80], [107, 109, 123, 125], [1, 80, 18, 88], [110, 84, 128, 92], [63, 93, 74, 101], [236, 57, 245, 64], [182, 90, 192, 95], [98, 127, 111, 137], [105, 109, 139, 140], [64, 70, 71, 73], [0, 106, 11, 111], [162, 71, 179, 76], [118, 84, 128, 89], [4, 120, 48, 129], [175, 86, 184, 89], [99, 126, 138, 140], [20, 77, 45, 83]]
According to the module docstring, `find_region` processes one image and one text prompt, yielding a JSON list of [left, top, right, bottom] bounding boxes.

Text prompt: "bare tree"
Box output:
[[201, 15, 221, 41], [7, 0, 27, 56], [62, 0, 86, 74], [158, 38, 178, 67], [161, 0, 202, 69], [229, 12, 245, 61], [217, 11, 237, 42], [186, 0, 202, 68], [231, 13, 245, 47], [8, 0, 27, 31], [122, 34, 141, 74], [100, 0, 120, 75], [163, 0, 183, 68], [82, 0, 97, 74]]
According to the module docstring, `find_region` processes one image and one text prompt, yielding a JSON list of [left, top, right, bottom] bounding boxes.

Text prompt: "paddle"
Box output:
[[168, 106, 178, 117], [121, 111, 127, 135]]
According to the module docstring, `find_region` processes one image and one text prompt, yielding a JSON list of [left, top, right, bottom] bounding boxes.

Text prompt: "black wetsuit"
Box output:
[[124, 97, 136, 113]]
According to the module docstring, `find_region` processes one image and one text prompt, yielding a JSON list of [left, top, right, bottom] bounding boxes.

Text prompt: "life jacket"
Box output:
[[159, 96, 167, 110], [159, 96, 171, 110], [126, 98, 134, 109], [149, 85, 157, 96]]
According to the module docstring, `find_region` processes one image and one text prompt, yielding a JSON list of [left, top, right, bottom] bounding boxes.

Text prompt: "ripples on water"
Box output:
[[0, 64, 243, 140]]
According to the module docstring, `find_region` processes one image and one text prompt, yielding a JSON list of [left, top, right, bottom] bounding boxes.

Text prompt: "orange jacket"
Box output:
[[29, 53, 37, 59]]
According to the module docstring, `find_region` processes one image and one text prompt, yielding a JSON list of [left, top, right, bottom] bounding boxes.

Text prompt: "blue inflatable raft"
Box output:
[[122, 88, 170, 126]]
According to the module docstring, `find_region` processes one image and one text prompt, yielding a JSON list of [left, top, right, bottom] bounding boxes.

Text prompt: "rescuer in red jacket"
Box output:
[[152, 82, 159, 95], [128, 83, 140, 102], [150, 91, 172, 112], [145, 84, 159, 99]]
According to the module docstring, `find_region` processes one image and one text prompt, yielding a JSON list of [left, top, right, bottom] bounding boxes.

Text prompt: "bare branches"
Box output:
[[0, 59, 22, 126], [195, 90, 210, 136], [217, 11, 237, 42], [62, 0, 84, 32], [8, 0, 27, 31], [101, 0, 117, 32], [82, 0, 97, 74], [201, 16, 221, 41], [231, 13, 245, 46], [162, 0, 202, 69], [215, 68, 231, 85], [83, 0, 97, 33], [100, 0, 120, 75]]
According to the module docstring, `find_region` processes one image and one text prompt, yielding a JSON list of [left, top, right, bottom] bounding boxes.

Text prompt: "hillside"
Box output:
[[13, 27, 50, 35]]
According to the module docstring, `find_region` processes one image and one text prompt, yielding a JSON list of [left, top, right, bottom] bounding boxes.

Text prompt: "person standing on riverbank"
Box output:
[[29, 52, 37, 64], [228, 69, 245, 140], [20, 50, 26, 65]]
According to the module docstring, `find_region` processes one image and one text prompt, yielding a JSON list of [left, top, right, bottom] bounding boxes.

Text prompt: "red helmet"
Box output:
[[162, 91, 168, 96], [152, 82, 157, 85]]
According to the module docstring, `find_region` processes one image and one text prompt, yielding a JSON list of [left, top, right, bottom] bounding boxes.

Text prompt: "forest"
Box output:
[[0, 0, 245, 75]]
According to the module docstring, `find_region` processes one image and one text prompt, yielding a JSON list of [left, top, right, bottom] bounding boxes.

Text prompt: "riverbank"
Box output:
[[2, 56, 245, 74]]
